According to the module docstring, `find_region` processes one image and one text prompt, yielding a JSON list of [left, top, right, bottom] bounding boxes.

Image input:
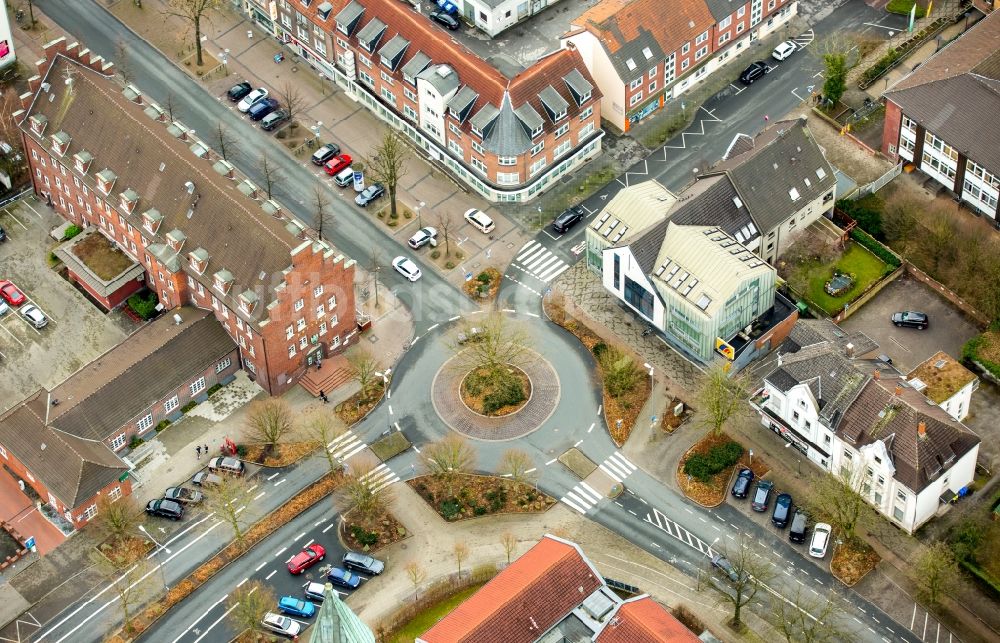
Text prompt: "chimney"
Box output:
[[894, 384, 902, 396], [917, 421, 927, 440], [873, 369, 880, 381], [845, 342, 855, 359]]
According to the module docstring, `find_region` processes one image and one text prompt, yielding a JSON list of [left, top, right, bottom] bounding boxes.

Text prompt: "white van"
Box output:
[[333, 166, 354, 187], [464, 208, 495, 234]]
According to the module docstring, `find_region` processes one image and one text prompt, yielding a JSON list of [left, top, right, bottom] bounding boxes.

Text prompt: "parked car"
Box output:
[[248, 97, 280, 122], [323, 154, 353, 176], [164, 486, 203, 505], [278, 596, 316, 618], [287, 543, 326, 574], [355, 183, 385, 207], [237, 88, 268, 113], [342, 551, 385, 575], [789, 509, 809, 543], [304, 581, 326, 603], [261, 612, 301, 639], [260, 109, 290, 131], [751, 479, 773, 512], [327, 567, 361, 590], [145, 498, 183, 520], [0, 225, 7, 241], [226, 81, 252, 102], [207, 456, 245, 476], [392, 256, 422, 282], [771, 492, 793, 528], [731, 468, 754, 499], [311, 143, 342, 166], [551, 205, 585, 233], [710, 552, 740, 583], [407, 226, 437, 249], [429, 10, 460, 30], [20, 304, 47, 329], [0, 301, 8, 317], [810, 522, 832, 558], [332, 167, 355, 187], [0, 280, 26, 306], [739, 61, 769, 84], [772, 40, 797, 61], [463, 208, 495, 234], [891, 311, 928, 329], [192, 471, 222, 487]]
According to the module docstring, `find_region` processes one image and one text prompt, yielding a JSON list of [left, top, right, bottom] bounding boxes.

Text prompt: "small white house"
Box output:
[[906, 351, 978, 422]]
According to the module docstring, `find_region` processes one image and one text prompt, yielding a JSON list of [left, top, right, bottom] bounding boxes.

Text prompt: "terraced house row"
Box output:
[[242, 0, 603, 202]]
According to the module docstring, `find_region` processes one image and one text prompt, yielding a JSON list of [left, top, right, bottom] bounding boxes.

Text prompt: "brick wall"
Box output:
[[882, 100, 903, 161]]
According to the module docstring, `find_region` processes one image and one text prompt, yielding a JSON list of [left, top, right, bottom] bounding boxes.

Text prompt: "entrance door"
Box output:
[[306, 345, 324, 367]]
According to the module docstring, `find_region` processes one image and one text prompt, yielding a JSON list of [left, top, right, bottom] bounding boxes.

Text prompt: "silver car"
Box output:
[[21, 304, 47, 328], [261, 612, 301, 638]]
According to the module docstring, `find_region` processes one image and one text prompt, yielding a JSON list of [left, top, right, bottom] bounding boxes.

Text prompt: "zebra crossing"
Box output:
[[599, 452, 637, 483], [358, 463, 400, 493], [327, 430, 367, 462], [791, 28, 814, 50], [511, 240, 570, 283], [645, 507, 716, 557], [560, 481, 603, 515]]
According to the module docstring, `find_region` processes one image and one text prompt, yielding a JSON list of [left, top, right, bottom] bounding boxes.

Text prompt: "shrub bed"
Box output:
[[127, 291, 159, 320], [407, 473, 555, 522], [682, 441, 743, 482]]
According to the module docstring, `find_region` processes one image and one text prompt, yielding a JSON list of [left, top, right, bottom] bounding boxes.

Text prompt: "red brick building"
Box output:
[[54, 227, 146, 311], [0, 308, 239, 527], [15, 39, 358, 395], [242, 0, 603, 203]]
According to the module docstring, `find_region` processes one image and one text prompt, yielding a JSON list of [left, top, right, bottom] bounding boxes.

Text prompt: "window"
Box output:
[[448, 139, 464, 156], [719, 15, 732, 29], [629, 91, 643, 107], [313, 285, 324, 298], [380, 70, 394, 85], [189, 377, 206, 396], [681, 59, 690, 70], [554, 140, 572, 157], [498, 155, 517, 166], [471, 140, 485, 155], [695, 30, 708, 45], [288, 344, 297, 358], [319, 321, 327, 335], [531, 141, 545, 156], [529, 157, 547, 177], [83, 504, 98, 521], [286, 325, 294, 340], [623, 277, 654, 318], [613, 254, 621, 290], [137, 413, 153, 432], [403, 105, 418, 121], [359, 70, 375, 87], [294, 298, 305, 311], [0, 445, 6, 459], [901, 115, 917, 131], [330, 314, 338, 327], [497, 172, 519, 185], [471, 158, 487, 175], [648, 80, 657, 93], [629, 77, 642, 91], [738, 5, 746, 16], [579, 106, 593, 121], [296, 318, 306, 331], [327, 295, 337, 310], [579, 122, 595, 139], [216, 357, 232, 373], [967, 159, 1000, 189], [404, 87, 417, 102], [793, 410, 800, 421], [316, 304, 325, 318], [299, 336, 308, 349], [111, 433, 127, 450], [108, 486, 122, 502], [380, 87, 397, 105], [449, 123, 462, 138], [696, 45, 708, 59], [719, 32, 731, 46], [164, 395, 179, 413], [681, 42, 691, 55]]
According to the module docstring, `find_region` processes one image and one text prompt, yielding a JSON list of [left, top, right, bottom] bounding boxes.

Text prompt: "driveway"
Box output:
[[839, 276, 980, 373], [0, 469, 65, 555], [0, 198, 133, 413]]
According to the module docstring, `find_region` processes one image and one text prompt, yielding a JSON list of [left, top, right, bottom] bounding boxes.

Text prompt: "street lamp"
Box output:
[[537, 206, 543, 228], [416, 201, 425, 228], [748, 449, 753, 466], [139, 525, 171, 592]]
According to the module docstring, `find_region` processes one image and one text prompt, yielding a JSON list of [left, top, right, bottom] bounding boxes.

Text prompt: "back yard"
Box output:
[[781, 238, 893, 316]]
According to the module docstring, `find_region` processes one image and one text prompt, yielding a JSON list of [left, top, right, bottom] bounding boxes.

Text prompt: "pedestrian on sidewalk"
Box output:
[[204, 444, 209, 456], [196, 445, 201, 459], [320, 390, 329, 403]]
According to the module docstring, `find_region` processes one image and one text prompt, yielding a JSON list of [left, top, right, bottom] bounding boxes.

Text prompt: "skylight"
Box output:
[[789, 187, 800, 201], [626, 58, 637, 71], [816, 167, 827, 179], [642, 47, 653, 59], [696, 294, 711, 310]]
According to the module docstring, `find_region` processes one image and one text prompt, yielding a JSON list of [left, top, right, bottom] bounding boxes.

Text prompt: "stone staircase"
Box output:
[[298, 356, 352, 398]]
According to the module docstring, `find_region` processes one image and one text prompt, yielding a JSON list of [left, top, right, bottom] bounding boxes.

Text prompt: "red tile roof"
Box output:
[[419, 536, 603, 643], [596, 596, 700, 643], [576, 0, 715, 56]]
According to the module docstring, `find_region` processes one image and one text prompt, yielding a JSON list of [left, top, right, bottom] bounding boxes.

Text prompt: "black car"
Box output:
[[429, 11, 460, 30], [146, 498, 184, 520], [739, 61, 769, 84], [311, 143, 342, 166], [227, 81, 252, 102], [247, 97, 280, 122], [731, 468, 754, 499], [771, 492, 793, 528], [552, 205, 585, 233], [355, 183, 385, 207], [891, 311, 928, 329], [342, 552, 385, 575], [751, 479, 773, 512], [788, 509, 809, 543], [0, 225, 6, 242], [261, 109, 290, 131]]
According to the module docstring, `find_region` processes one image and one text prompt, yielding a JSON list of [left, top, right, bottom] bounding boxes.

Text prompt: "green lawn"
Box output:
[[803, 243, 890, 315], [886, 0, 927, 18], [388, 584, 485, 642]]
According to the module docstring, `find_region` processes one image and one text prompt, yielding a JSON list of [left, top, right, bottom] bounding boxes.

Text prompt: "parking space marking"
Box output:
[[0, 322, 24, 347], [19, 200, 45, 220]]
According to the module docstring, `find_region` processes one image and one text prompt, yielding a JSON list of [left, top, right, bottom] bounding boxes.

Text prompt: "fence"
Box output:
[[848, 162, 903, 201], [830, 264, 905, 323], [904, 261, 990, 329]]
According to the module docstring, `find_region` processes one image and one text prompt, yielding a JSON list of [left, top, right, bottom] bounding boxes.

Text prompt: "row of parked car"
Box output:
[[0, 279, 49, 328], [731, 468, 831, 559], [145, 457, 246, 520], [227, 82, 291, 130]]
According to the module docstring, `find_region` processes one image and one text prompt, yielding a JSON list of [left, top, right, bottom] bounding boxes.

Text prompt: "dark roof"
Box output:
[[765, 343, 870, 428], [702, 0, 739, 21], [715, 118, 837, 234], [767, 368, 800, 393], [47, 308, 236, 441], [885, 10, 1000, 172], [0, 391, 127, 508], [669, 174, 760, 245], [838, 378, 981, 493]]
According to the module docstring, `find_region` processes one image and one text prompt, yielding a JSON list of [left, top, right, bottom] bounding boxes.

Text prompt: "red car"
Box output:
[[0, 280, 26, 306], [323, 154, 353, 176], [287, 543, 326, 574]]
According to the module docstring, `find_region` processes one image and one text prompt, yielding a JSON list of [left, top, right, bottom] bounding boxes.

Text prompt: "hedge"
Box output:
[[683, 441, 744, 482], [960, 559, 1000, 599], [850, 227, 901, 268]]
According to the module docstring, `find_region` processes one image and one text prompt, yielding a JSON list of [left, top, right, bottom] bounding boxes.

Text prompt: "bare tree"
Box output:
[[498, 449, 535, 489], [422, 434, 476, 496], [712, 535, 773, 631], [304, 410, 346, 478], [369, 246, 383, 309], [345, 457, 394, 519], [279, 82, 304, 130], [365, 130, 409, 218], [227, 580, 274, 639], [696, 364, 749, 436], [19, 0, 37, 30], [805, 463, 870, 544], [90, 497, 143, 547], [913, 542, 960, 605], [246, 398, 293, 459], [210, 122, 239, 162], [453, 541, 470, 578], [770, 587, 853, 643], [404, 561, 427, 601], [310, 184, 334, 240], [206, 476, 251, 549], [257, 153, 284, 200], [348, 347, 381, 400], [163, 0, 223, 68], [114, 39, 134, 86], [89, 551, 152, 637], [452, 313, 535, 374], [162, 90, 180, 122], [433, 210, 456, 258], [500, 532, 517, 565]]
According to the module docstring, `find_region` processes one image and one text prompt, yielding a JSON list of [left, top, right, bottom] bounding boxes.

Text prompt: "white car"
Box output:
[[262, 612, 302, 638], [408, 226, 438, 249], [392, 256, 422, 282], [809, 522, 831, 559], [463, 208, 495, 234], [0, 300, 8, 316], [237, 88, 268, 113], [21, 304, 47, 329], [772, 40, 796, 61]]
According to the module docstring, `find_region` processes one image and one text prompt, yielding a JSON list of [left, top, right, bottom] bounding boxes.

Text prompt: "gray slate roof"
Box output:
[[447, 85, 479, 117], [484, 94, 531, 156], [401, 51, 431, 78], [378, 34, 409, 69], [471, 102, 501, 133], [609, 33, 664, 84], [417, 64, 460, 96], [562, 68, 593, 100], [539, 85, 569, 120], [703, 0, 739, 20], [514, 102, 544, 132], [765, 343, 870, 428], [334, 0, 365, 33], [356, 17, 387, 48]]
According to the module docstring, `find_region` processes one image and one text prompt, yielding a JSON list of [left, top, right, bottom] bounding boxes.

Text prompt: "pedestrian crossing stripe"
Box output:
[[599, 452, 637, 483], [513, 243, 568, 283], [327, 431, 366, 461], [560, 481, 604, 514], [359, 463, 400, 493]]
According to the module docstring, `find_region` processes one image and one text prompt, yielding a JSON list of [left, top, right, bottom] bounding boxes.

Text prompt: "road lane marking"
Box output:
[[449, 315, 460, 321], [265, 569, 277, 580], [427, 323, 439, 331], [275, 547, 288, 558], [274, 479, 287, 487], [588, 423, 595, 433], [237, 577, 248, 587], [171, 596, 228, 643], [254, 492, 265, 501], [267, 472, 280, 480], [546, 458, 557, 465], [322, 523, 334, 533]]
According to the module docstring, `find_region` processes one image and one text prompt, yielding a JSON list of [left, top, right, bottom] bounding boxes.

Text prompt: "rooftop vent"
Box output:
[[185, 181, 195, 194]]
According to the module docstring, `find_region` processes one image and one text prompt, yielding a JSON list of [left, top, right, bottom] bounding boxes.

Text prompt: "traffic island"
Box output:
[[675, 433, 767, 508], [462, 268, 502, 302], [407, 474, 555, 521]]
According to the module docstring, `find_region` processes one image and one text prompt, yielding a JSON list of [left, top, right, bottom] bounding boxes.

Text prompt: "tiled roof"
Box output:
[[596, 596, 700, 643], [885, 10, 1000, 172], [838, 378, 980, 492], [767, 368, 800, 393], [575, 0, 715, 82], [766, 343, 870, 428], [47, 308, 236, 441], [0, 391, 127, 508], [418, 535, 604, 643], [907, 351, 977, 405], [714, 118, 837, 235], [668, 174, 760, 245]]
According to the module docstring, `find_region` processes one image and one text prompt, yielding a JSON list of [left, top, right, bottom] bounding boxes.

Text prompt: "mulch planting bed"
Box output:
[[336, 381, 385, 426], [676, 433, 769, 507], [460, 366, 531, 417], [831, 539, 881, 586], [462, 268, 502, 302], [408, 473, 555, 521], [343, 509, 407, 552], [243, 441, 320, 468]]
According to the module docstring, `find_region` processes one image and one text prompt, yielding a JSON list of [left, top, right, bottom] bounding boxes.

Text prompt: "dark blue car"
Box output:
[[327, 567, 361, 590], [731, 468, 754, 499], [247, 97, 280, 121]]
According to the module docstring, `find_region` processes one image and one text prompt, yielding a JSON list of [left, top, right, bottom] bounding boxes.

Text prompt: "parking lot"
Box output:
[[0, 197, 132, 413], [839, 276, 981, 373]]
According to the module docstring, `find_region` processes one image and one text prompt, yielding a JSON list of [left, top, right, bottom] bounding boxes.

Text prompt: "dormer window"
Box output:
[[96, 169, 117, 196], [470, 125, 482, 138], [188, 247, 209, 275], [142, 208, 163, 235], [166, 229, 187, 253], [317, 1, 333, 20], [554, 109, 567, 122], [213, 269, 234, 295], [334, 0, 364, 36], [238, 289, 259, 315], [532, 125, 544, 138], [73, 150, 94, 175], [50, 131, 71, 157], [579, 91, 591, 104], [189, 141, 210, 159], [118, 188, 139, 214], [29, 114, 48, 137]]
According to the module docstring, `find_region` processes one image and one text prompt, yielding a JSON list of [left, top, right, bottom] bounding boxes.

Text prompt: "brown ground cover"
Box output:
[[336, 381, 385, 425], [72, 232, 134, 280], [462, 268, 502, 302], [343, 508, 407, 552], [831, 539, 881, 586], [243, 440, 319, 468], [408, 473, 555, 521]]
